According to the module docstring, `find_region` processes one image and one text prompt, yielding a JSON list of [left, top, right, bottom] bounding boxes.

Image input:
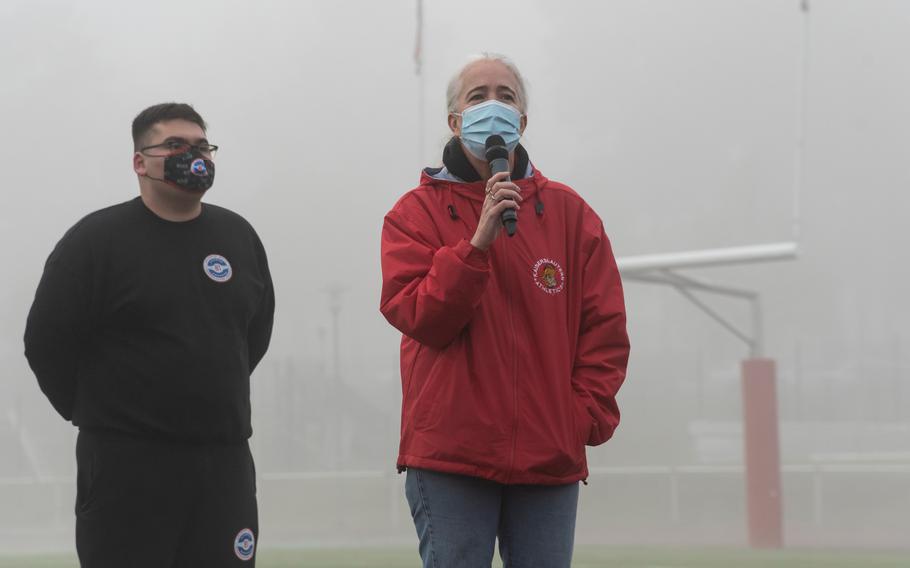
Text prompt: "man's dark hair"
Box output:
[[132, 103, 207, 150]]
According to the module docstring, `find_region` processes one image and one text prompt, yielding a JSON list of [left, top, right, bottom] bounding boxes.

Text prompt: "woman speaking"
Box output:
[[380, 53, 630, 568]]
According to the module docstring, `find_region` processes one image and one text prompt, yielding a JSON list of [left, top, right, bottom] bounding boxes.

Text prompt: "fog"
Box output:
[[2, 0, 908, 558]]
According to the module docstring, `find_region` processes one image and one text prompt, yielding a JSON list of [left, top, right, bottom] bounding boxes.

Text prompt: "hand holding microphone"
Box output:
[[470, 136, 522, 251], [484, 135, 518, 237]]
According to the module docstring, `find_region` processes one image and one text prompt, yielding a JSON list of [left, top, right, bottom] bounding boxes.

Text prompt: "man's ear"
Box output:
[[133, 152, 147, 176]]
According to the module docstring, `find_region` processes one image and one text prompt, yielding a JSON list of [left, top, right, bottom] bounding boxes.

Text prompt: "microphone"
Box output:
[[485, 135, 517, 236]]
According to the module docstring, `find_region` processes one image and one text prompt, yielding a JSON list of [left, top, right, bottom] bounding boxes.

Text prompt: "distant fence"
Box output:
[[2, 465, 908, 552]]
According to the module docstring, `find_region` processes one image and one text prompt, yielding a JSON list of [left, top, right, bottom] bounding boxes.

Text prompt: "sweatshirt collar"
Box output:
[[440, 136, 531, 183], [420, 165, 547, 203]]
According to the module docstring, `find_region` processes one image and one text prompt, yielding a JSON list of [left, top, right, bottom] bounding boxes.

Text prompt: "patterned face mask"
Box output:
[[454, 100, 523, 160], [150, 150, 215, 192]]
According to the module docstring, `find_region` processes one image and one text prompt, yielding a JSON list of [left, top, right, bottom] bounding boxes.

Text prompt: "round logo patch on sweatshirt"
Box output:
[[532, 258, 565, 294], [203, 254, 232, 283], [233, 528, 255, 561]]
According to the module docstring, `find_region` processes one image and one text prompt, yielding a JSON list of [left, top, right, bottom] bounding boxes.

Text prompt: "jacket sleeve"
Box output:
[[24, 259, 90, 421], [379, 207, 490, 349], [247, 233, 274, 375], [572, 218, 630, 446]]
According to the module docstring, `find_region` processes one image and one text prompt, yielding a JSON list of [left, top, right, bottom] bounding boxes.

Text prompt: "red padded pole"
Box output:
[[742, 358, 783, 548]]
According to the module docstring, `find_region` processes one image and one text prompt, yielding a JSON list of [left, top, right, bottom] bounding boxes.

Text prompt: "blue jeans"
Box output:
[[405, 468, 579, 568]]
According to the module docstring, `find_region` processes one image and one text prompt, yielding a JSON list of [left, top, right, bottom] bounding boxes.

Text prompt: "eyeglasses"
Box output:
[[140, 140, 219, 158]]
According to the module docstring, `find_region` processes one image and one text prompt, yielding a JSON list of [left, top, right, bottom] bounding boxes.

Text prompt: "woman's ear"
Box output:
[[448, 113, 461, 136], [519, 114, 528, 136]]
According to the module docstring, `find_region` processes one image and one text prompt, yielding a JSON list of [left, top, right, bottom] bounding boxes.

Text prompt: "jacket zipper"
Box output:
[[504, 238, 519, 483]]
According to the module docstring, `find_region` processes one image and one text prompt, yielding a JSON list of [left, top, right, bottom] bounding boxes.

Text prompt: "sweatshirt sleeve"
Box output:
[[379, 207, 490, 349], [572, 217, 631, 446], [247, 232, 274, 374], [24, 256, 91, 421]]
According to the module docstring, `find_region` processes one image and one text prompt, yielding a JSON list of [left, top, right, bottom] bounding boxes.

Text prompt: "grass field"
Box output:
[[1, 546, 909, 567]]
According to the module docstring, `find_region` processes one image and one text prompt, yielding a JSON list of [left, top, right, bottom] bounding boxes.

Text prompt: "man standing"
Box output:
[[24, 103, 274, 566]]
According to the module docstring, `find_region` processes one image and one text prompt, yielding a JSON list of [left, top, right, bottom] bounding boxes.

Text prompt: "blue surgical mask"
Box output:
[[455, 100, 523, 160]]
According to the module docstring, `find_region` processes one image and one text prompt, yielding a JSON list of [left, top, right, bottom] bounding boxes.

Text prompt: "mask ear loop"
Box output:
[[137, 148, 183, 186]]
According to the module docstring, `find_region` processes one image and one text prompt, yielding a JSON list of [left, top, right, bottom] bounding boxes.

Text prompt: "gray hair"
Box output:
[[445, 53, 528, 114]]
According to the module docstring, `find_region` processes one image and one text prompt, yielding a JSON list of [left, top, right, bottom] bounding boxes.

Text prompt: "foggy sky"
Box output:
[[3, 0, 908, 427], [1, 0, 909, 551]]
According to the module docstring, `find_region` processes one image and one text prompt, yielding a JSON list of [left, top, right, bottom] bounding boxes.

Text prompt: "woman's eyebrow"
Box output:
[[465, 85, 489, 97]]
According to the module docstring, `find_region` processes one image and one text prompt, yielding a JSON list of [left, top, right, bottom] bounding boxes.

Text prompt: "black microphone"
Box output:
[[485, 135, 517, 236]]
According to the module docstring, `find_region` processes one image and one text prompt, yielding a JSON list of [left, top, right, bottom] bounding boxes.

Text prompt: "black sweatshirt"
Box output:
[[24, 197, 275, 444]]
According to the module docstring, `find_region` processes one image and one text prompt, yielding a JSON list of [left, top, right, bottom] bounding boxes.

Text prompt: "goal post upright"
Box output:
[[618, 241, 796, 548]]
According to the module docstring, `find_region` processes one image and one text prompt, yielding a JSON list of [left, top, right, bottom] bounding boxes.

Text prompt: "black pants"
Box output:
[[75, 430, 258, 567]]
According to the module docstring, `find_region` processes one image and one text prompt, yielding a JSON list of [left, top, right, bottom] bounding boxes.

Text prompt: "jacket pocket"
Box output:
[[574, 395, 593, 448], [411, 347, 454, 432], [412, 378, 442, 431]]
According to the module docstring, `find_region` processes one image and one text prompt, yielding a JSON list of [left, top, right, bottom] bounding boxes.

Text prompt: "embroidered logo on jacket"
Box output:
[[203, 254, 232, 283], [532, 258, 565, 294]]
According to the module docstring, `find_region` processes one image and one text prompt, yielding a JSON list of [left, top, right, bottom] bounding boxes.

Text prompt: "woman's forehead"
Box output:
[[460, 60, 519, 95]]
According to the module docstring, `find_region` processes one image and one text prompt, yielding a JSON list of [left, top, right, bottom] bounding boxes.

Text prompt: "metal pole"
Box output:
[[415, 0, 425, 168], [669, 467, 681, 524], [327, 286, 343, 382], [671, 284, 755, 352], [792, 0, 811, 244], [752, 296, 764, 358], [812, 465, 824, 528], [331, 306, 340, 382], [794, 339, 803, 420], [893, 333, 902, 421]]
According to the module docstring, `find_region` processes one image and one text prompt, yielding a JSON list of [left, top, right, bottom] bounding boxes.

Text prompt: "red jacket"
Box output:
[[380, 167, 629, 485]]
